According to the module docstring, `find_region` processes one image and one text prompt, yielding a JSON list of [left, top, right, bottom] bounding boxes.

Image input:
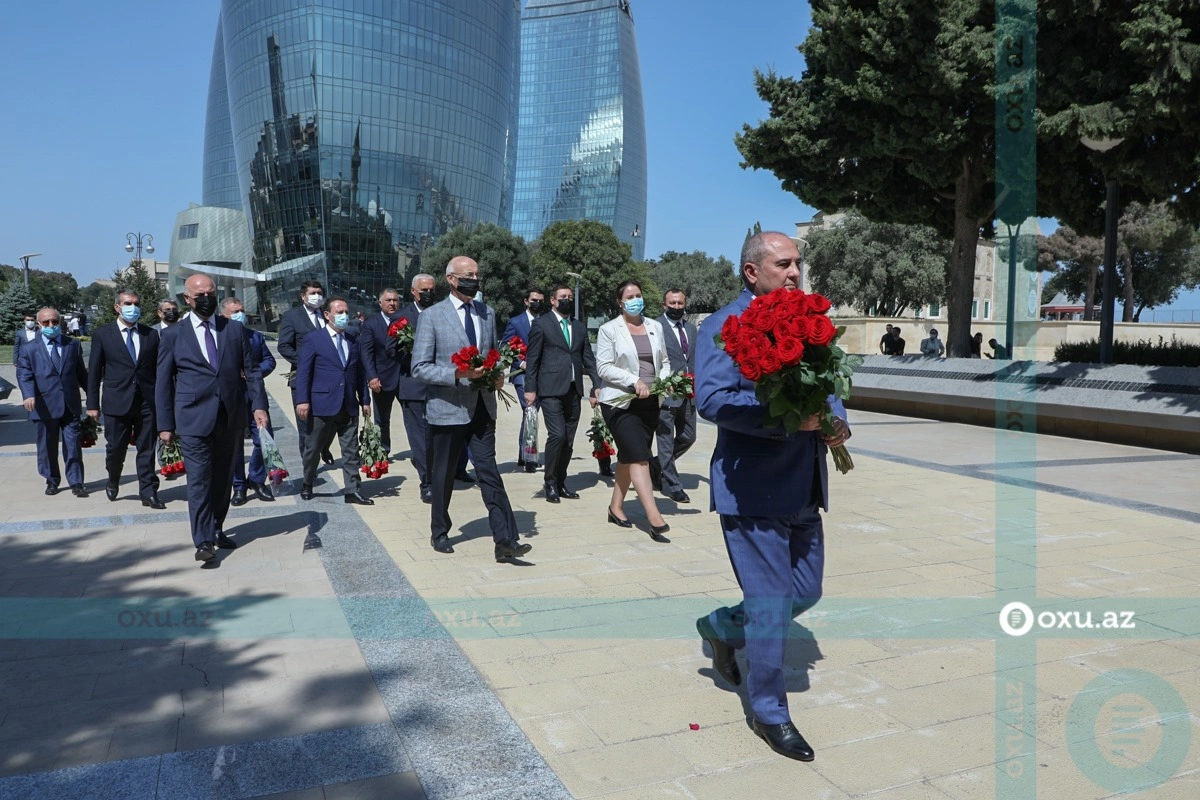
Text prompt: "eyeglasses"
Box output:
[[451, 273, 479, 280], [39, 319, 61, 326]]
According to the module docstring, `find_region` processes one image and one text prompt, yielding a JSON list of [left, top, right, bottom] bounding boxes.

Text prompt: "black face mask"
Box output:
[[555, 298, 573, 315], [162, 310, 179, 323], [417, 290, 435, 308], [527, 300, 545, 314], [192, 295, 218, 318], [665, 307, 686, 321], [455, 277, 480, 296]]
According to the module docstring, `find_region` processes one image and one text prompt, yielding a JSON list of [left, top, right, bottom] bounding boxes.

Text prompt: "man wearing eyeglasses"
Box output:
[[16, 308, 89, 497]]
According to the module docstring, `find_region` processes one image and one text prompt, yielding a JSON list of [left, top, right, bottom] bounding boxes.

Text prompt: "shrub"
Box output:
[[1053, 336, 1200, 367]]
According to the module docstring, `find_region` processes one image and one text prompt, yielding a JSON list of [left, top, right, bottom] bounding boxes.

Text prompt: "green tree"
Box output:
[[0, 282, 37, 344], [530, 220, 646, 319], [28, 270, 79, 313], [79, 281, 115, 314], [1037, 227, 1104, 319], [1117, 202, 1200, 321], [805, 217, 951, 317], [422, 223, 531, 324], [93, 260, 166, 327], [646, 250, 742, 313]]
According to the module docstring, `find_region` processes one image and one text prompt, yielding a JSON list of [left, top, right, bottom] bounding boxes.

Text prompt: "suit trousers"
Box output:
[[304, 410, 361, 494], [233, 405, 269, 490], [35, 413, 84, 488], [428, 397, 517, 544], [372, 387, 399, 453], [541, 386, 581, 487], [655, 399, 697, 494], [709, 508, 825, 725], [289, 384, 315, 461], [103, 393, 159, 496], [400, 399, 430, 489], [178, 404, 241, 548]]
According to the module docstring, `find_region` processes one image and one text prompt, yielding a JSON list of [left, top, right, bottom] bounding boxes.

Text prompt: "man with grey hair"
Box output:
[[155, 299, 180, 331], [390, 272, 437, 503], [359, 286, 404, 457]]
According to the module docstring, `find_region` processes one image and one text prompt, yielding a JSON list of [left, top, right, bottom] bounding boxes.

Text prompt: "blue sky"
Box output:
[[2, 1, 1196, 312]]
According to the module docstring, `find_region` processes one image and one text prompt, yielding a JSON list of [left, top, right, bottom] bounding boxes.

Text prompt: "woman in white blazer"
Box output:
[[595, 279, 673, 543]]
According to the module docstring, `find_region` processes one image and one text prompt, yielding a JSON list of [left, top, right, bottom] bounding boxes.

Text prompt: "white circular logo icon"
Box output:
[[999, 601, 1035, 637]]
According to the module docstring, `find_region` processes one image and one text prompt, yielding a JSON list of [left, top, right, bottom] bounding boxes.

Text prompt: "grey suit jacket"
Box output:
[[410, 297, 500, 425], [656, 316, 697, 408]]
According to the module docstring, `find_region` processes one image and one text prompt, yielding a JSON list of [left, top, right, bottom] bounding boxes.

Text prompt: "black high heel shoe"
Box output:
[[607, 509, 632, 528], [648, 522, 671, 543]]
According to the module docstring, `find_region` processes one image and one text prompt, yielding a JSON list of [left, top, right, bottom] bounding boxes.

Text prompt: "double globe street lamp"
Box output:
[[125, 232, 155, 263]]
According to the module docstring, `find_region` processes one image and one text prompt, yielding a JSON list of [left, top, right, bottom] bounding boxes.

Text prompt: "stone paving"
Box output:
[[0, 361, 1197, 799]]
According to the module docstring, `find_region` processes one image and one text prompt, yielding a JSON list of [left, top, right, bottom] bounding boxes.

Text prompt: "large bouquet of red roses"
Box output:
[[451, 338, 524, 409], [716, 288, 861, 473], [388, 317, 415, 356]]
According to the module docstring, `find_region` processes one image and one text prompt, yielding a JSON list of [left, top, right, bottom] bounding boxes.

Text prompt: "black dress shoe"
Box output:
[[431, 537, 454, 554], [344, 492, 374, 505], [420, 487, 433, 504], [495, 538, 532, 561], [607, 509, 632, 528], [752, 719, 815, 762], [696, 615, 741, 686], [45, 483, 59, 496], [524, 462, 537, 473], [455, 470, 475, 483], [105, 482, 119, 501], [195, 542, 216, 562], [230, 488, 248, 507], [142, 494, 166, 510], [300, 484, 314, 500], [557, 485, 580, 500], [321, 450, 335, 465], [669, 489, 690, 504], [253, 482, 275, 502], [544, 482, 560, 503], [71, 484, 88, 498], [215, 532, 238, 550], [648, 522, 671, 543], [598, 465, 614, 477]]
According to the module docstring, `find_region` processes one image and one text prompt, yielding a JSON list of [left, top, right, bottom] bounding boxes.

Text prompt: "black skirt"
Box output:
[[601, 397, 659, 464]]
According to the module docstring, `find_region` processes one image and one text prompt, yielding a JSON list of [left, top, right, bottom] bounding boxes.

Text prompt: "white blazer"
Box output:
[[595, 315, 672, 408]]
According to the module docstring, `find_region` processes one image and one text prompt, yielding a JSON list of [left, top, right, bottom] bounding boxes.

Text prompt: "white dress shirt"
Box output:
[[117, 319, 141, 360], [189, 312, 217, 359], [327, 326, 348, 364], [450, 295, 478, 345]]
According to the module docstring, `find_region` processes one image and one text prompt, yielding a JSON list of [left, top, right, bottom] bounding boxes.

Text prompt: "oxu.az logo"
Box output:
[[998, 601, 1135, 637]]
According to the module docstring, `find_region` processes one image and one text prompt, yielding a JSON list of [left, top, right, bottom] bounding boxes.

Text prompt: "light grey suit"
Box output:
[[411, 296, 518, 546]]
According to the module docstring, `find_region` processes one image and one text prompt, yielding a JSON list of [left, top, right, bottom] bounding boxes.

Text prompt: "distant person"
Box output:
[[13, 312, 38, 365], [277, 280, 335, 466], [223, 298, 277, 506], [653, 287, 697, 504], [919, 329, 945, 358], [391, 273, 436, 504], [970, 332, 983, 358], [890, 329, 906, 355], [358, 288, 404, 458], [501, 287, 546, 472], [67, 315, 81, 336], [987, 338, 1009, 360], [77, 311, 87, 335], [155, 300, 180, 331], [879, 324, 895, 355]]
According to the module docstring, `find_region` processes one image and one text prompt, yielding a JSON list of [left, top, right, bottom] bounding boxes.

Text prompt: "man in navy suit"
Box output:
[[157, 274, 268, 562], [12, 313, 38, 365], [501, 287, 544, 472], [222, 298, 277, 506], [17, 307, 89, 497], [86, 289, 163, 508], [277, 280, 333, 465], [358, 287, 403, 456], [295, 297, 373, 505], [390, 273, 436, 503], [694, 232, 850, 763]]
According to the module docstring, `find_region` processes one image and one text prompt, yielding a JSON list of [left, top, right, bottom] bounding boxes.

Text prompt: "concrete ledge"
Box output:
[[847, 356, 1200, 454]]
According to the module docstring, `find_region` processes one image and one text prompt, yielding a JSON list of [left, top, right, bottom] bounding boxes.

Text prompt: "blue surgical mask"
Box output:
[[41, 325, 61, 339], [333, 312, 350, 329], [230, 311, 247, 324], [120, 305, 141, 323], [623, 298, 645, 316]]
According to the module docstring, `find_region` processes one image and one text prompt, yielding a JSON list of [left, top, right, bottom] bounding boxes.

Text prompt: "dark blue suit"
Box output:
[[501, 311, 536, 463], [12, 327, 38, 365], [233, 329, 277, 491], [296, 327, 368, 493], [17, 334, 87, 489], [390, 301, 432, 490], [157, 315, 267, 548], [695, 288, 847, 726], [358, 310, 402, 452]]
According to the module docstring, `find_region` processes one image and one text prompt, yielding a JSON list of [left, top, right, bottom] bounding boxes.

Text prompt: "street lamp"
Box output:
[[564, 271, 583, 322], [1080, 136, 1124, 363], [124, 232, 155, 265], [18, 253, 41, 290]]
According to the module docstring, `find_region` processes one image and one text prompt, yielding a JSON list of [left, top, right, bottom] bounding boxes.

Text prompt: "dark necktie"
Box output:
[[335, 333, 346, 366], [202, 321, 218, 368], [50, 342, 61, 371], [312, 311, 324, 329], [677, 322, 689, 357], [462, 302, 477, 347], [125, 327, 137, 363]]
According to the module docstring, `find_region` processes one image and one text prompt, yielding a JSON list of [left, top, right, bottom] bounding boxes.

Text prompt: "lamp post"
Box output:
[[565, 271, 583, 322], [18, 253, 41, 290], [1002, 222, 1021, 361], [124, 232, 155, 266], [1080, 136, 1124, 364]]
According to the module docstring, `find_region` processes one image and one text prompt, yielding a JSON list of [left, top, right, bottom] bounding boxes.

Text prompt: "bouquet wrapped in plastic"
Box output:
[[521, 405, 539, 465], [258, 426, 292, 494]]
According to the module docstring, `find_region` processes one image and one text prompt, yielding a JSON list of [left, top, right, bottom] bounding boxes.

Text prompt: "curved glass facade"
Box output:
[[202, 15, 241, 211], [513, 0, 647, 260], [208, 0, 521, 325]]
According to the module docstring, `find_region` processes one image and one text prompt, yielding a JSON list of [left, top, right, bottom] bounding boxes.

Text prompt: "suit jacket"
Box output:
[[12, 328, 37, 365], [695, 289, 848, 517], [156, 315, 267, 437], [86, 321, 159, 417], [389, 301, 428, 402], [358, 310, 401, 392], [410, 296, 500, 425], [277, 304, 325, 369], [500, 311, 534, 392], [17, 335, 87, 421], [524, 312, 599, 398], [248, 329, 276, 379], [595, 316, 671, 408], [296, 328, 367, 417], [656, 315, 697, 409]]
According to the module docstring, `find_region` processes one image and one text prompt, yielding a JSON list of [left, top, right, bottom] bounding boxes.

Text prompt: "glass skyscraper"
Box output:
[[185, 0, 522, 325], [513, 0, 647, 260]]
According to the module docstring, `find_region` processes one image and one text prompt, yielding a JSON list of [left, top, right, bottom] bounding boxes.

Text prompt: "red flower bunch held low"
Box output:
[[79, 415, 101, 448], [259, 427, 291, 490], [716, 288, 862, 474], [586, 410, 616, 460], [159, 440, 186, 477], [358, 418, 389, 480], [609, 369, 695, 406], [451, 344, 519, 410], [388, 317, 415, 356]]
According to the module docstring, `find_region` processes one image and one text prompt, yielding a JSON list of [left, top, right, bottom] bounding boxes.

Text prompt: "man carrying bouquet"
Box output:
[[410, 256, 531, 562], [694, 231, 850, 763]]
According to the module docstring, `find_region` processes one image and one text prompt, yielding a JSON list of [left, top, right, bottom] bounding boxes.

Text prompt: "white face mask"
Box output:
[[305, 293, 324, 308], [24, 320, 36, 330]]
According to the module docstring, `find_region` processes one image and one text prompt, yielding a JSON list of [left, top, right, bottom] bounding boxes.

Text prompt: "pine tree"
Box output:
[[0, 281, 37, 344]]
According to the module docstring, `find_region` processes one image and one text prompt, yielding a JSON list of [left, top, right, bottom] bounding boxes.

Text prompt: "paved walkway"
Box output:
[[0, 361, 1197, 799]]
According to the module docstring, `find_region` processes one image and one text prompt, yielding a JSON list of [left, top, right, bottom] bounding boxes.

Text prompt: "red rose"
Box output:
[[809, 315, 837, 346], [483, 349, 501, 369], [720, 316, 742, 355], [776, 334, 805, 366], [806, 294, 833, 314], [790, 315, 813, 342], [759, 345, 783, 375], [739, 359, 763, 382]]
